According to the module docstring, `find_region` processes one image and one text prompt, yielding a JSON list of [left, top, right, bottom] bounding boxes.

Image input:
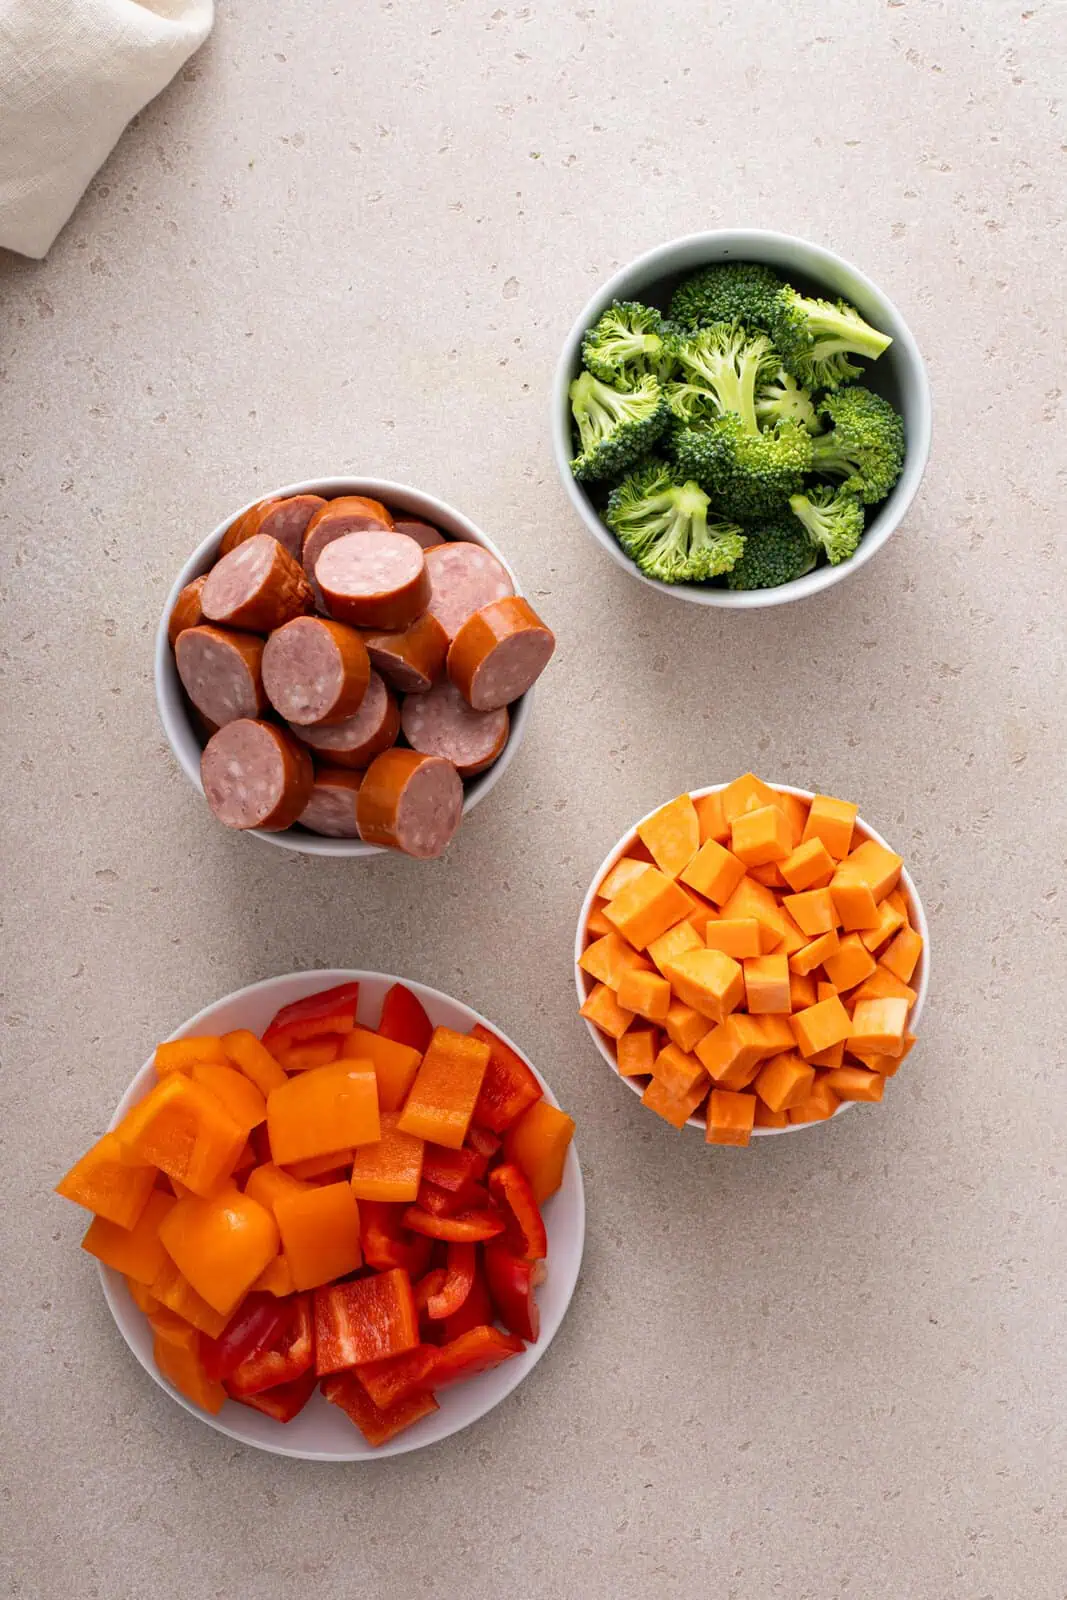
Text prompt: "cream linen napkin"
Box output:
[[0, 0, 213, 258]]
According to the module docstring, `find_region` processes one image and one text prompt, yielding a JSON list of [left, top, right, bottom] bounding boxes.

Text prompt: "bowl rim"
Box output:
[[155, 476, 533, 858], [551, 227, 933, 609], [99, 968, 585, 1460], [573, 782, 929, 1138]]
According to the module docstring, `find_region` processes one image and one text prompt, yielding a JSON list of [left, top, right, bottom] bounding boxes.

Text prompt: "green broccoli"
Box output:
[[771, 288, 893, 388], [725, 518, 818, 590], [604, 460, 746, 583], [755, 368, 821, 435], [569, 371, 672, 483], [669, 263, 785, 332], [676, 323, 778, 434], [789, 485, 865, 565], [810, 386, 905, 503], [672, 414, 814, 524], [663, 378, 719, 426], [581, 300, 680, 386]]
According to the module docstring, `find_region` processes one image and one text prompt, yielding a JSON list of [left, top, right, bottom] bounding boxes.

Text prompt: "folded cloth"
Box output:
[[0, 0, 213, 258]]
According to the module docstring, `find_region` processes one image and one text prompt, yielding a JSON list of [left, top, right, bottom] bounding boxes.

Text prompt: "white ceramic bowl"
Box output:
[[155, 477, 533, 857], [99, 969, 584, 1459], [552, 229, 932, 608], [574, 784, 929, 1137]]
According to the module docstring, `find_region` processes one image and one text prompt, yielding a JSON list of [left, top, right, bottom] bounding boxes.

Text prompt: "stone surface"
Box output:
[[2, 2, 1065, 1595]]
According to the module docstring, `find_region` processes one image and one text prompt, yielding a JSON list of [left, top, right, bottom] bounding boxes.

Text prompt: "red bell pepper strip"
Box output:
[[377, 983, 433, 1054], [487, 1162, 548, 1260], [413, 1268, 447, 1313], [262, 983, 361, 1051], [322, 1372, 439, 1447], [465, 1124, 502, 1162], [424, 1242, 475, 1320], [484, 1240, 541, 1342], [355, 1343, 437, 1409], [414, 1178, 489, 1217], [226, 1294, 313, 1397], [230, 1366, 317, 1423], [442, 1264, 494, 1342], [314, 1268, 418, 1375], [469, 1024, 543, 1133], [359, 1200, 433, 1278], [429, 1324, 525, 1388], [421, 1144, 486, 1191], [403, 1206, 506, 1243], [200, 1291, 290, 1382]]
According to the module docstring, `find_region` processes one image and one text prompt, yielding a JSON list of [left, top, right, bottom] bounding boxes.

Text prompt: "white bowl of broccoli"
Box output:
[[551, 230, 931, 607]]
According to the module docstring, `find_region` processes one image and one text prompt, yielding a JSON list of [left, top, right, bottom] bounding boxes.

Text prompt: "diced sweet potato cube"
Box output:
[[578, 931, 651, 990], [694, 1014, 787, 1089], [586, 903, 613, 937], [616, 968, 672, 1024], [705, 918, 762, 959], [748, 862, 789, 889], [788, 928, 841, 977], [776, 791, 810, 848], [754, 1051, 816, 1112], [823, 1066, 885, 1103], [821, 933, 878, 992], [743, 954, 791, 1015], [780, 837, 836, 892], [641, 1074, 708, 1129], [617, 1029, 658, 1078], [788, 1075, 841, 1124], [829, 872, 881, 932], [731, 804, 792, 867], [676, 885, 716, 937], [719, 877, 804, 955], [664, 1002, 712, 1055], [720, 774, 780, 824], [886, 888, 912, 924], [859, 898, 906, 953], [782, 888, 839, 937], [646, 919, 704, 975], [807, 1041, 845, 1068], [662, 948, 745, 1022], [848, 997, 909, 1054], [603, 867, 693, 952], [705, 1089, 756, 1147], [695, 790, 730, 844], [802, 795, 857, 859], [754, 1101, 789, 1128], [598, 856, 652, 900], [679, 840, 747, 906], [789, 970, 818, 1011], [790, 995, 852, 1059], [839, 839, 903, 901], [850, 1033, 916, 1077], [579, 982, 635, 1040], [652, 1042, 709, 1101], [881, 926, 923, 984], [637, 793, 700, 879], [849, 964, 917, 1006]]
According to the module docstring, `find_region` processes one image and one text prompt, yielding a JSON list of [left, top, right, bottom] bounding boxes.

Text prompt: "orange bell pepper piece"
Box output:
[[283, 1149, 355, 1180], [350, 1113, 425, 1203], [149, 1256, 230, 1337], [252, 1254, 296, 1296], [158, 1185, 279, 1316], [396, 1027, 490, 1150], [154, 1035, 229, 1074], [274, 1180, 363, 1291], [342, 1027, 422, 1112], [221, 1029, 288, 1095], [274, 1037, 346, 1071], [502, 1099, 575, 1204], [243, 1162, 309, 1213], [266, 1061, 380, 1167], [81, 1189, 175, 1284], [56, 1131, 156, 1229], [125, 1275, 161, 1315], [148, 1305, 201, 1352], [190, 1063, 267, 1135], [153, 1333, 226, 1414], [114, 1073, 246, 1197]]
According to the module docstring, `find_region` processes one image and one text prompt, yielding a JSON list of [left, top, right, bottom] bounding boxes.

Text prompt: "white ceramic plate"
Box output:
[[100, 970, 584, 1459], [574, 784, 929, 1136]]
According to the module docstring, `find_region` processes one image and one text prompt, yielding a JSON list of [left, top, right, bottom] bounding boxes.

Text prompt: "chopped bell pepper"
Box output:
[[226, 1293, 313, 1397], [414, 1178, 490, 1218], [125, 1275, 161, 1315], [314, 1267, 418, 1375], [421, 1144, 486, 1191], [359, 1200, 432, 1277], [274, 1037, 346, 1072], [322, 1372, 439, 1447], [148, 1304, 201, 1352], [429, 1324, 525, 1388], [190, 1063, 267, 1135], [81, 1189, 175, 1285], [377, 982, 433, 1053], [252, 1253, 295, 1297], [283, 1149, 355, 1180], [396, 1027, 490, 1149], [56, 1132, 156, 1229], [274, 1180, 362, 1291], [221, 1029, 288, 1095], [266, 1062, 379, 1167], [402, 1206, 505, 1243], [469, 1023, 544, 1132], [413, 1268, 447, 1313], [158, 1185, 279, 1316], [154, 1035, 229, 1074], [424, 1242, 476, 1320], [355, 1343, 437, 1409], [484, 1240, 541, 1341], [149, 1256, 230, 1337], [114, 1073, 246, 1197], [153, 1332, 226, 1414], [487, 1162, 547, 1260], [349, 1112, 424, 1202], [503, 1099, 575, 1204], [230, 1367, 317, 1423], [243, 1162, 309, 1213], [262, 983, 361, 1051], [442, 1263, 494, 1341], [200, 1291, 291, 1382], [342, 1027, 422, 1112], [465, 1124, 502, 1162]]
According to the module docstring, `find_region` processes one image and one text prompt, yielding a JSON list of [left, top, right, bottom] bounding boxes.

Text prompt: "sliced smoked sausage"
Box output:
[[447, 596, 555, 711], [219, 498, 273, 557], [425, 542, 514, 640], [316, 531, 430, 632], [400, 679, 509, 777], [167, 575, 208, 647], [363, 610, 448, 695], [200, 719, 314, 831], [297, 766, 364, 837], [288, 669, 399, 768], [392, 519, 446, 551], [356, 748, 463, 859], [262, 616, 370, 726], [201, 534, 313, 633], [301, 496, 395, 603], [175, 625, 266, 728]]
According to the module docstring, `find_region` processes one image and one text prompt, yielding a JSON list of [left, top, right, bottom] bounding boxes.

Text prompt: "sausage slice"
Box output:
[[392, 519, 446, 551], [288, 669, 399, 768], [356, 748, 463, 859], [316, 531, 430, 632], [297, 767, 364, 837], [301, 496, 395, 606], [424, 542, 514, 640], [201, 535, 313, 633], [167, 575, 208, 648], [447, 596, 555, 711], [200, 720, 314, 831], [262, 616, 370, 726], [175, 625, 265, 728], [363, 610, 448, 695], [400, 679, 509, 777]]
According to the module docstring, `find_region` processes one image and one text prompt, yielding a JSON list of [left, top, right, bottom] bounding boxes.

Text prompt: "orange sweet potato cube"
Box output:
[[822, 1066, 885, 1103], [676, 885, 716, 938], [641, 1074, 707, 1129], [719, 877, 789, 953], [802, 795, 857, 859], [850, 1032, 916, 1077], [788, 928, 841, 977], [694, 1015, 785, 1089], [743, 954, 791, 1014], [578, 931, 651, 990], [598, 856, 652, 900], [859, 898, 906, 953], [840, 839, 903, 900], [705, 1089, 756, 1147], [776, 790, 810, 847], [694, 790, 730, 844], [617, 1029, 658, 1078], [586, 903, 613, 938], [705, 918, 762, 959], [881, 926, 923, 984], [720, 773, 780, 824], [616, 968, 672, 1024], [789, 970, 818, 1011], [603, 867, 693, 952], [782, 888, 839, 937], [849, 965, 917, 1006], [730, 804, 792, 867], [780, 837, 836, 892], [680, 839, 747, 906], [829, 871, 881, 932], [748, 862, 788, 889], [579, 982, 635, 1040], [664, 1002, 712, 1055], [636, 793, 700, 879], [754, 1051, 816, 1113], [848, 997, 909, 1054], [754, 1101, 789, 1128], [788, 1075, 841, 1124], [821, 933, 878, 992], [663, 948, 745, 1022], [790, 995, 852, 1059], [651, 1042, 709, 1101], [646, 919, 703, 975]]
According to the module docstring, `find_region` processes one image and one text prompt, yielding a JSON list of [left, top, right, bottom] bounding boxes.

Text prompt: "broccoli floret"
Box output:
[[755, 368, 821, 435], [771, 287, 893, 388], [676, 323, 778, 434], [789, 486, 865, 565], [569, 371, 672, 483], [725, 518, 818, 590], [604, 461, 746, 583], [672, 414, 814, 524], [670, 263, 786, 332], [581, 300, 680, 386], [810, 386, 905, 503], [663, 379, 720, 426]]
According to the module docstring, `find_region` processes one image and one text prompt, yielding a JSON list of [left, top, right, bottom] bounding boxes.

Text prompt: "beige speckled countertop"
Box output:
[[3, 2, 1065, 1595]]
